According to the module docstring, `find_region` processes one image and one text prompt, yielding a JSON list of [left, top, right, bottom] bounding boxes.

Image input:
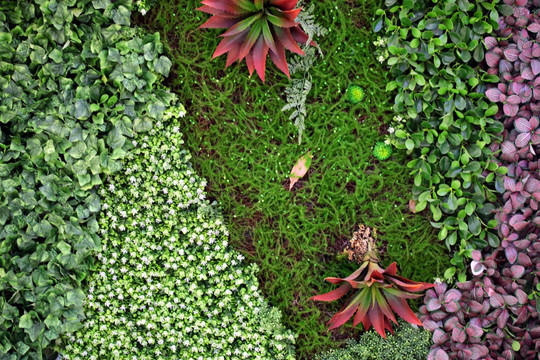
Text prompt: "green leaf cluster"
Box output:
[[61, 119, 296, 360], [375, 0, 511, 281], [0, 0, 175, 357], [316, 320, 431, 360]]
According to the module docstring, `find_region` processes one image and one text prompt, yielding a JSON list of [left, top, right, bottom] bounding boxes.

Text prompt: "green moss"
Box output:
[[135, 0, 450, 357], [346, 84, 365, 104], [373, 141, 392, 160], [316, 320, 432, 360]]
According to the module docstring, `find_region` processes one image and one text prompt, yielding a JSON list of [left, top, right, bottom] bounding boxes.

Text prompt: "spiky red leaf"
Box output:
[[201, 0, 247, 14], [269, 0, 299, 10], [245, 51, 255, 76], [310, 283, 351, 302], [328, 295, 362, 330], [269, 38, 290, 78], [273, 27, 304, 55], [212, 30, 248, 59], [277, 7, 302, 21], [368, 303, 387, 338], [385, 292, 423, 326], [384, 262, 398, 276], [221, 13, 261, 37], [252, 36, 269, 82], [200, 15, 240, 29]]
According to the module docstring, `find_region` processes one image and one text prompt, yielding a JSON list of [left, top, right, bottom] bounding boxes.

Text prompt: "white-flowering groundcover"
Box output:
[[61, 108, 295, 359]]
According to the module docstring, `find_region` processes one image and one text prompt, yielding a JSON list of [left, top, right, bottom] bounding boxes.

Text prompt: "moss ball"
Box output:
[[373, 142, 392, 160], [346, 84, 365, 104]]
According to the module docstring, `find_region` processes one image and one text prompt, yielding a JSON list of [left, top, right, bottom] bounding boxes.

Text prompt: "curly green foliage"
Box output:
[[136, 0, 451, 357], [62, 118, 295, 360], [316, 320, 431, 360], [0, 0, 174, 357], [375, 0, 513, 281]]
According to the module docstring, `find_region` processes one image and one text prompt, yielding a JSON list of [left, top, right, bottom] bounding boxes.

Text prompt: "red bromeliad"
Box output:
[[197, 0, 314, 82], [311, 245, 434, 338]]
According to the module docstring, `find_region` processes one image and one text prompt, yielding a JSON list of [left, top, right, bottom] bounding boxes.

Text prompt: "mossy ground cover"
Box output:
[[137, 0, 450, 358]]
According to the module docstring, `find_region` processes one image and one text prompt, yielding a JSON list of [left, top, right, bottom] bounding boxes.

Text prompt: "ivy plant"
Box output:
[[376, 0, 513, 281]]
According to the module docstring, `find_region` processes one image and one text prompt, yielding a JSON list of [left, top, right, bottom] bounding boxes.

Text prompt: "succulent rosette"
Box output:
[[198, 0, 314, 82], [311, 247, 434, 338]]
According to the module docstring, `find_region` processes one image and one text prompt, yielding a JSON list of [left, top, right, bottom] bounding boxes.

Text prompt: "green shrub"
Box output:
[[61, 118, 296, 360], [316, 320, 431, 360], [375, 0, 512, 281], [0, 0, 174, 357]]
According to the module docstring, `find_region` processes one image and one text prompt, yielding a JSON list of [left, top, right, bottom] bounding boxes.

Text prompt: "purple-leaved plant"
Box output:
[[421, 0, 540, 359]]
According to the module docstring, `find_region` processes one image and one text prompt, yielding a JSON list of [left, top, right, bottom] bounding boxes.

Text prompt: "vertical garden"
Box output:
[[0, 0, 538, 359]]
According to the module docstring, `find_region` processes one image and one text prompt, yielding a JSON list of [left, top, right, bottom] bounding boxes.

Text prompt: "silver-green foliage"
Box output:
[[61, 118, 296, 360], [281, 2, 327, 144], [316, 320, 431, 360], [0, 0, 174, 358]]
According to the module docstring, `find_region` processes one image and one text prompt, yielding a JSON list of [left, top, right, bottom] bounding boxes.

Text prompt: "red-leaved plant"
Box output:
[[197, 0, 314, 82], [310, 244, 434, 338], [484, 0, 540, 263], [421, 246, 540, 360]]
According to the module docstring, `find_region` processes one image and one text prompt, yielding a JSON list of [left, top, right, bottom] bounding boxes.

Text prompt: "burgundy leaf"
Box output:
[[497, 308, 509, 329], [443, 316, 459, 331], [452, 327, 467, 343], [516, 132, 531, 147], [510, 264, 525, 278], [515, 117, 532, 132], [528, 22, 540, 33], [505, 246, 518, 264], [428, 348, 450, 360], [502, 295, 518, 306], [512, 81, 525, 94], [504, 103, 519, 117], [525, 178, 540, 192], [509, 214, 528, 231], [444, 289, 462, 304], [486, 52, 501, 67], [433, 328, 449, 345], [518, 86, 533, 102], [515, 289, 528, 304], [517, 253, 532, 267], [466, 325, 483, 338], [490, 293, 505, 308], [522, 66, 534, 80], [501, 141, 517, 155], [504, 48, 520, 61], [500, 59, 513, 73], [423, 319, 440, 332], [469, 300, 484, 313], [471, 250, 482, 261], [504, 177, 518, 192], [532, 59, 540, 75], [445, 301, 460, 313], [484, 37, 498, 50], [507, 95, 521, 105], [427, 298, 442, 311]]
